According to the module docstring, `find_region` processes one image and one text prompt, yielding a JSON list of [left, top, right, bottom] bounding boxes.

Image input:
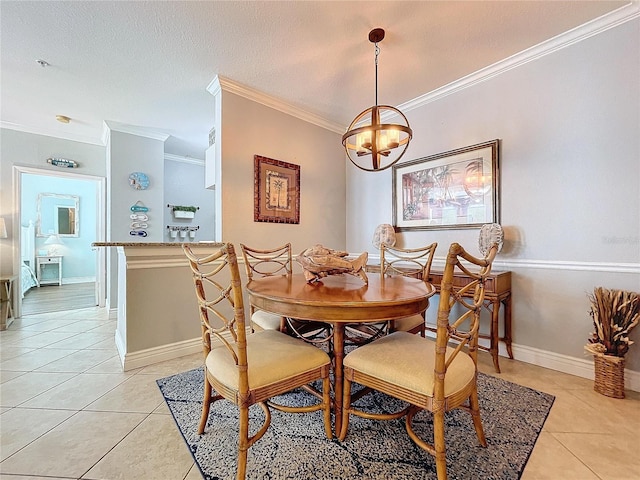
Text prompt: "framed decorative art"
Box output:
[[254, 155, 300, 224], [393, 139, 500, 231]]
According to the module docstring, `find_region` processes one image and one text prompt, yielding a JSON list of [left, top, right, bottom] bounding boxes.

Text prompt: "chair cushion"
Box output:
[[251, 310, 282, 331], [206, 330, 330, 391], [392, 314, 424, 332], [344, 331, 475, 398]]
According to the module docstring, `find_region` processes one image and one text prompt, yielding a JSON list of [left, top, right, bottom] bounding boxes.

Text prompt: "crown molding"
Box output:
[[164, 153, 204, 166], [102, 120, 171, 143], [1, 121, 104, 146], [207, 75, 345, 134], [398, 2, 640, 113]]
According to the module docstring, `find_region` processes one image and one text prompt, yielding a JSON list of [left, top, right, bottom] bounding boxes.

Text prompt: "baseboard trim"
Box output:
[[509, 343, 640, 393], [114, 327, 640, 392], [61, 276, 96, 284], [114, 328, 126, 370], [425, 331, 639, 392], [118, 327, 253, 372], [122, 338, 202, 371]]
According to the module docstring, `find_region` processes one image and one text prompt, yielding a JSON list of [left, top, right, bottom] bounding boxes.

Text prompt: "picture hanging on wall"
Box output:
[[392, 139, 500, 231], [254, 155, 300, 224]]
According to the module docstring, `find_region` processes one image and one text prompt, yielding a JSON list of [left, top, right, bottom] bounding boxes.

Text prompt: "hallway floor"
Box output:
[[1, 307, 638, 479]]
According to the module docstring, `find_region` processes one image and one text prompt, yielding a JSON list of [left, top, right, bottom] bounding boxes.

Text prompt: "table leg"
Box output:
[[490, 298, 501, 373], [332, 323, 345, 436], [503, 294, 513, 359]]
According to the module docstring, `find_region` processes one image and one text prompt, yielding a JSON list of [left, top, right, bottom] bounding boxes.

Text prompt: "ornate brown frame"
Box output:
[[392, 140, 500, 231], [254, 155, 300, 224]]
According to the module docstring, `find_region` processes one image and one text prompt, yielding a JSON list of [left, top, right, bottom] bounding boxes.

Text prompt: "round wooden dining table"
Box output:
[[246, 272, 435, 434]]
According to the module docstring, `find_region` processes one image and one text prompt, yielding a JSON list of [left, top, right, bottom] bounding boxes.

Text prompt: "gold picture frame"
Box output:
[[393, 140, 500, 231], [254, 155, 300, 224]]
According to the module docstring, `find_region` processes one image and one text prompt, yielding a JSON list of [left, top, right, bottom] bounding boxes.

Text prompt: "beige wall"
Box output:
[[346, 19, 640, 374], [218, 91, 346, 255]]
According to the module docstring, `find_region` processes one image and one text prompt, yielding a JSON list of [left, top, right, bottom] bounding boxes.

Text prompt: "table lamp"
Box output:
[[372, 224, 396, 249], [44, 233, 65, 255]]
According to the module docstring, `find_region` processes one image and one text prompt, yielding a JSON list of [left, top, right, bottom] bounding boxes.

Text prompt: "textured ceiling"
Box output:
[[0, 1, 631, 158]]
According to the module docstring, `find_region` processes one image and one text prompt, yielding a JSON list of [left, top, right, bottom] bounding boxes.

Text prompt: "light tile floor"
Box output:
[[1, 307, 638, 479]]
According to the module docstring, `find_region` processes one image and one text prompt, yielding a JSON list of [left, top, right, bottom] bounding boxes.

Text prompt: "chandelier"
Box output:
[[342, 28, 412, 172]]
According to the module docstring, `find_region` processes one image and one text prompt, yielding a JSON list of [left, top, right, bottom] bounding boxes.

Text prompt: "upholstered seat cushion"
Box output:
[[251, 310, 282, 331], [392, 314, 424, 332], [344, 331, 475, 398], [206, 330, 330, 391]]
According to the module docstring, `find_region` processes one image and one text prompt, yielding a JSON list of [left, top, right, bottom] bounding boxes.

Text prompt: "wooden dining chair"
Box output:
[[241, 242, 333, 345], [183, 243, 332, 480], [380, 243, 437, 336], [240, 243, 292, 332], [339, 242, 499, 480]]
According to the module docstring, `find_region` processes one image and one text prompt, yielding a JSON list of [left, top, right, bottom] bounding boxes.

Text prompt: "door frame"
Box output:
[[13, 165, 106, 317]]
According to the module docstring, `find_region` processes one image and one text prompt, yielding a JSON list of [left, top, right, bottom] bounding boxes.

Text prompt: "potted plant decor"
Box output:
[[585, 287, 640, 398], [171, 205, 197, 219]]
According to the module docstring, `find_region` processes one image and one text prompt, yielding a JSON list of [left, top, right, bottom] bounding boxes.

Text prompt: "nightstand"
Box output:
[[36, 255, 63, 286]]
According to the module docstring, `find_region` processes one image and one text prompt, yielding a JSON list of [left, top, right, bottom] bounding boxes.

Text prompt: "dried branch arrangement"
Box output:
[[585, 287, 640, 357]]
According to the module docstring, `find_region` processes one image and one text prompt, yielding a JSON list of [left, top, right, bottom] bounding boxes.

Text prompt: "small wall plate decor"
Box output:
[[129, 172, 150, 190], [47, 157, 78, 168], [130, 201, 149, 212]]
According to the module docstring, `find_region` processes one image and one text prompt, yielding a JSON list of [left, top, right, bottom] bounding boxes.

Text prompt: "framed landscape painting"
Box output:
[[393, 140, 500, 231], [254, 155, 300, 224]]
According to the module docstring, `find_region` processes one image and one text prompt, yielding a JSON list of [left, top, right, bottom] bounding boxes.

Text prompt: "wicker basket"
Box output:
[[593, 354, 625, 398]]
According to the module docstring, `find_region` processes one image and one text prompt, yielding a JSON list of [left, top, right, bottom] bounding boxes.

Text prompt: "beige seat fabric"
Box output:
[[207, 329, 332, 391], [250, 309, 283, 332], [343, 331, 475, 398], [391, 314, 426, 334]]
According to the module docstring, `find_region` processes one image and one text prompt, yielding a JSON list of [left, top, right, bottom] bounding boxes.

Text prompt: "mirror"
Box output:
[[37, 193, 79, 237]]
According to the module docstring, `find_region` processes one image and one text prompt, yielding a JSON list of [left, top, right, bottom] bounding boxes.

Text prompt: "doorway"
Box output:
[[14, 166, 106, 318]]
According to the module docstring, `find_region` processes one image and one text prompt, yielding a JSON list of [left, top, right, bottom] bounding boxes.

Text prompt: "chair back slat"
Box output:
[[240, 243, 293, 279], [380, 243, 437, 280], [435, 242, 498, 391], [183, 243, 250, 395], [240, 243, 293, 327]]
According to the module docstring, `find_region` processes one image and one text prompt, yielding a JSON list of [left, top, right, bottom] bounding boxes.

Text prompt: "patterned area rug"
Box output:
[[157, 368, 554, 480]]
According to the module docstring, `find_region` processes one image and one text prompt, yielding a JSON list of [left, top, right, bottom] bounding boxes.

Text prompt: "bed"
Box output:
[[21, 221, 39, 297]]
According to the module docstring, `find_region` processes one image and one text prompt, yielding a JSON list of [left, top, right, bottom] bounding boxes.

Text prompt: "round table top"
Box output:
[[246, 273, 435, 323]]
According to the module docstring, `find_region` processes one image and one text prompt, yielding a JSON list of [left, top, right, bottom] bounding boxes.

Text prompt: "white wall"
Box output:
[[104, 129, 165, 308], [218, 91, 346, 254], [347, 19, 640, 373], [163, 158, 215, 242], [107, 130, 165, 243]]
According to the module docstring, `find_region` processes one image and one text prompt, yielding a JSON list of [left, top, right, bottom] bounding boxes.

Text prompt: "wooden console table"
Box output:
[[367, 264, 512, 372], [428, 269, 512, 373]]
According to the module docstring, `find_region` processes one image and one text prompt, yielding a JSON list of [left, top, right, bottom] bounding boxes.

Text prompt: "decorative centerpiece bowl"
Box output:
[[585, 287, 639, 398], [296, 244, 368, 284]]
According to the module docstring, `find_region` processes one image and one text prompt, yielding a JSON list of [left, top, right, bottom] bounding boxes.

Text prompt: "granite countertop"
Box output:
[[92, 242, 223, 247]]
